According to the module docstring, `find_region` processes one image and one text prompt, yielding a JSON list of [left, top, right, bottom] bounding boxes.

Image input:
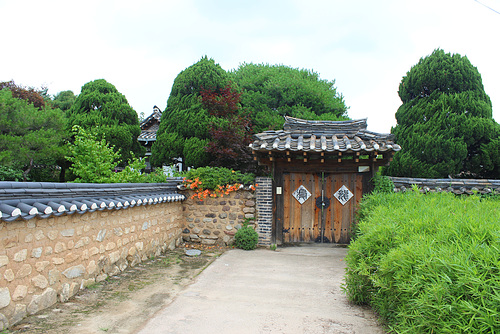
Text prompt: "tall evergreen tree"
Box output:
[[386, 49, 500, 178], [68, 79, 144, 163], [152, 56, 232, 168], [52, 90, 76, 111]]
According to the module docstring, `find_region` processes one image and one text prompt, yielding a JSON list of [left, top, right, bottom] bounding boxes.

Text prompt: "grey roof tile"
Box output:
[[0, 179, 185, 221], [389, 177, 500, 195], [251, 116, 401, 154]]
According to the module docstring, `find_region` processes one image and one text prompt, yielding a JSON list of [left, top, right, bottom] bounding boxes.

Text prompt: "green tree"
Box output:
[[52, 90, 76, 111], [66, 126, 121, 183], [386, 49, 500, 178], [152, 56, 232, 168], [67, 79, 144, 163], [230, 63, 348, 132], [66, 125, 168, 183], [0, 89, 68, 181]]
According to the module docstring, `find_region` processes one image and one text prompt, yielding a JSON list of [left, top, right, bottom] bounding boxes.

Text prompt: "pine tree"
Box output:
[[386, 49, 500, 178], [68, 79, 144, 163]]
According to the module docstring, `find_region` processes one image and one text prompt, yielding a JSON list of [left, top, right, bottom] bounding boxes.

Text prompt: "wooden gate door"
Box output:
[[282, 172, 363, 244]]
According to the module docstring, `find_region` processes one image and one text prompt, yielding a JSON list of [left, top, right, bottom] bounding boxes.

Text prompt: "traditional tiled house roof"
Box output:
[[250, 116, 401, 155], [138, 106, 162, 143], [138, 106, 162, 170]]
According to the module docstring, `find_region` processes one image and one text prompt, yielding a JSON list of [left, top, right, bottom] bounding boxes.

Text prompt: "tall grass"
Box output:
[[344, 191, 500, 333]]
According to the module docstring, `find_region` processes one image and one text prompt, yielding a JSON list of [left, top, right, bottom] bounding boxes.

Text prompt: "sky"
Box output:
[[1, 0, 499, 133]]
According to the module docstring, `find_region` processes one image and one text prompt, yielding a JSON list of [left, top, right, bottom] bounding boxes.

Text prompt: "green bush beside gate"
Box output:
[[344, 190, 500, 333]]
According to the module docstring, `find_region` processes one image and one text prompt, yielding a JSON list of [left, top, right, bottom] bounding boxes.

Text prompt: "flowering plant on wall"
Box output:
[[181, 167, 257, 201]]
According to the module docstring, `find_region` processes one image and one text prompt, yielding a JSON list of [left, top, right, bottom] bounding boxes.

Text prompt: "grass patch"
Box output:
[[344, 191, 500, 333]]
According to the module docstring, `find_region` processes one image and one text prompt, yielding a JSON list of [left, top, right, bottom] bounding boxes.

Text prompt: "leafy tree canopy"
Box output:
[[386, 49, 500, 178], [0, 88, 68, 180], [68, 79, 144, 162], [230, 63, 348, 132], [67, 126, 168, 183]]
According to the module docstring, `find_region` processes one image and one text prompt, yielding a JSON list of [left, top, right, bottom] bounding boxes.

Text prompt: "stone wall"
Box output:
[[180, 189, 257, 245], [0, 202, 183, 330]]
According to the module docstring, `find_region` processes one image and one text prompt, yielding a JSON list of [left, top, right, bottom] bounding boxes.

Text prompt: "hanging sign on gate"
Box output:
[[292, 185, 311, 204], [334, 185, 353, 205]]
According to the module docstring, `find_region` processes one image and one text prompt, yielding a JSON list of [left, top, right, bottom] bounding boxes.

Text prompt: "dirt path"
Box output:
[[8, 245, 225, 334]]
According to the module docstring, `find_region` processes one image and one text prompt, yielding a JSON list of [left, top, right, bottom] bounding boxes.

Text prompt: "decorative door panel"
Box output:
[[283, 173, 321, 243], [282, 172, 362, 243]]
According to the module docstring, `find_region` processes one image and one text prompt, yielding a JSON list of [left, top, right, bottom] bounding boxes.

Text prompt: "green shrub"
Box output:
[[0, 165, 24, 181], [234, 226, 259, 250], [344, 191, 500, 333], [183, 166, 255, 190], [142, 168, 169, 183], [371, 171, 394, 193]]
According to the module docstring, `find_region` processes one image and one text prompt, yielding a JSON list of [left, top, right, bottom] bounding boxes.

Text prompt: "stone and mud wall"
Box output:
[[180, 190, 257, 245], [0, 183, 184, 330], [179, 177, 273, 246]]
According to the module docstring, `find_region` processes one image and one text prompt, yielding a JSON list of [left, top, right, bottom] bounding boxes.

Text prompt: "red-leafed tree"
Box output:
[[200, 85, 255, 173], [0, 81, 46, 109]]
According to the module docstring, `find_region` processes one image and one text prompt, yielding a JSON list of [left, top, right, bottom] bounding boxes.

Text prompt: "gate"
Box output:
[[282, 172, 362, 244]]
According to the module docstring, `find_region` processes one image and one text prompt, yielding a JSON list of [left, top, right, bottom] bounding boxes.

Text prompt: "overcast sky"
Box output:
[[1, 0, 499, 133]]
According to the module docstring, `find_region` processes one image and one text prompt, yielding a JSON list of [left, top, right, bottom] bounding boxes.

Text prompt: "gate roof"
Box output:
[[250, 116, 401, 154]]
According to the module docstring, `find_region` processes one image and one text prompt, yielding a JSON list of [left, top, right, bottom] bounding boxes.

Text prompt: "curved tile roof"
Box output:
[[389, 177, 500, 195], [138, 106, 162, 142], [0, 180, 185, 222], [251, 116, 401, 154]]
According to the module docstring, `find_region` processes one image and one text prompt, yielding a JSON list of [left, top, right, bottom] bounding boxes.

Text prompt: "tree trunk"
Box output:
[[23, 158, 33, 181]]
